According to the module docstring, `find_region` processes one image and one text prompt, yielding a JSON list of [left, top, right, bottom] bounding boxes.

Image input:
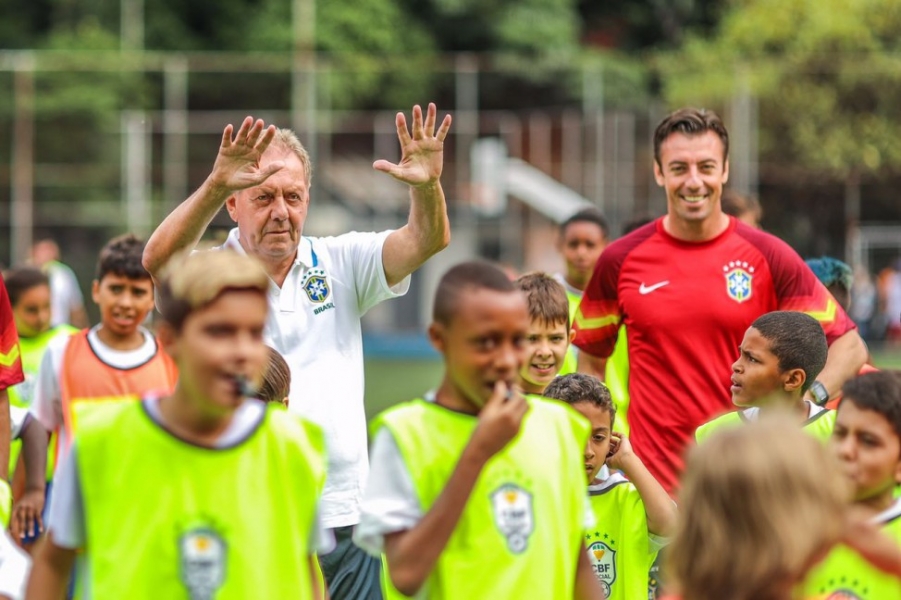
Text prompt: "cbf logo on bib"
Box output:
[[723, 261, 755, 303], [491, 483, 534, 553], [586, 536, 616, 598], [179, 527, 226, 600], [302, 267, 330, 303]]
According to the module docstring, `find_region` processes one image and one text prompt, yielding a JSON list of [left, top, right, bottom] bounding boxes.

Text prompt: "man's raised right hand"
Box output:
[[209, 116, 286, 196]]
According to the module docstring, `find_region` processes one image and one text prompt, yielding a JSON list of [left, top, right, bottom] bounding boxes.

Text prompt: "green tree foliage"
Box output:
[[658, 0, 901, 180], [578, 0, 725, 50], [417, 0, 580, 55], [34, 22, 144, 206]]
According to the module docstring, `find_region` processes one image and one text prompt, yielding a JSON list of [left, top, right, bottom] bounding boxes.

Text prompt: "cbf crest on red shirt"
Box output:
[[723, 260, 755, 303]]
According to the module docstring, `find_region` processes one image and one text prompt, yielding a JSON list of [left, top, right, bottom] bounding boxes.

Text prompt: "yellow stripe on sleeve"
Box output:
[[574, 311, 620, 331], [804, 298, 837, 325], [0, 345, 20, 368]]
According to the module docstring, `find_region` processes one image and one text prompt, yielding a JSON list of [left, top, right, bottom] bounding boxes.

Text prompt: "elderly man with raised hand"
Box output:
[[143, 103, 452, 600]]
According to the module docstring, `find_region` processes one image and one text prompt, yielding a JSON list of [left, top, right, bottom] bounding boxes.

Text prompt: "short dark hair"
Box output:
[[258, 345, 292, 404], [3, 267, 50, 306], [432, 261, 517, 326], [750, 311, 827, 393], [841, 371, 901, 444], [721, 189, 761, 219], [653, 107, 729, 167], [514, 272, 570, 329], [96, 233, 150, 282], [543, 373, 615, 428], [560, 208, 609, 239]]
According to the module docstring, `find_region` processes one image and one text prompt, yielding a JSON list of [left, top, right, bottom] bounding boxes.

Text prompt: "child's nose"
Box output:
[[835, 438, 855, 460], [496, 343, 521, 376]]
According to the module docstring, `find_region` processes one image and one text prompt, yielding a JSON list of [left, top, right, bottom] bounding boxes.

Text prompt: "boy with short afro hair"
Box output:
[[30, 233, 178, 468], [695, 310, 833, 443], [801, 371, 901, 598], [27, 249, 330, 599], [514, 272, 574, 395], [355, 261, 602, 599], [544, 373, 675, 600]]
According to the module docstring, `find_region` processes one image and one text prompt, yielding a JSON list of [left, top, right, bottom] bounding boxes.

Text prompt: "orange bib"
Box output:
[[60, 330, 178, 444]]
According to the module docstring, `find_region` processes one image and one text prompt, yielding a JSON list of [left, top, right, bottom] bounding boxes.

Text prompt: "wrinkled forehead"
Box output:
[[265, 144, 310, 180]]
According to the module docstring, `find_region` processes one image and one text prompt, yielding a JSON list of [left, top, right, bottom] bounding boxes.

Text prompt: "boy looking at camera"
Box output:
[[545, 373, 675, 600]]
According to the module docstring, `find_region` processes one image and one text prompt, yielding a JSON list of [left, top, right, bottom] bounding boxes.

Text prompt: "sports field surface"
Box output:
[[364, 345, 901, 421]]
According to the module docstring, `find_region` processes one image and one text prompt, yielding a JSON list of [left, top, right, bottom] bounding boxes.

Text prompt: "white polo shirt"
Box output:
[[219, 228, 409, 528]]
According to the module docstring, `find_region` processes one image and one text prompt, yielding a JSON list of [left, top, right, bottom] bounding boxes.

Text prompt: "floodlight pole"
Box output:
[[121, 0, 144, 52], [292, 0, 317, 173], [11, 53, 34, 265]]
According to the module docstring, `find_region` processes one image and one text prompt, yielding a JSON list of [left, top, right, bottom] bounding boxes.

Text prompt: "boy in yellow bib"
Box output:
[[355, 261, 603, 599], [544, 373, 676, 600], [695, 310, 834, 444], [801, 371, 901, 599], [26, 250, 330, 600]]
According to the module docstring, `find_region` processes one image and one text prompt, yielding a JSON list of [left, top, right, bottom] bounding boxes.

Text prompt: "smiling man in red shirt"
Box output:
[[573, 108, 868, 493]]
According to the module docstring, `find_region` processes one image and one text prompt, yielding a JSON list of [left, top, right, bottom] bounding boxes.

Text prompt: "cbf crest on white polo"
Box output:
[[301, 268, 331, 303], [491, 483, 534, 553], [179, 526, 226, 600], [723, 260, 755, 303]]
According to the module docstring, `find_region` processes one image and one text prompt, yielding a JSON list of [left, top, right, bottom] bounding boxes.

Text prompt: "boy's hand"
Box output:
[[468, 381, 529, 463], [605, 433, 637, 472], [11, 489, 45, 541]]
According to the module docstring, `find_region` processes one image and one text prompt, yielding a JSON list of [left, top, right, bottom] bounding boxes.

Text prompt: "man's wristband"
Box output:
[[810, 380, 830, 406]]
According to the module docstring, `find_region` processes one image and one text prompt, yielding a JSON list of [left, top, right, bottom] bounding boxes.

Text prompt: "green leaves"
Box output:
[[659, 0, 901, 178]]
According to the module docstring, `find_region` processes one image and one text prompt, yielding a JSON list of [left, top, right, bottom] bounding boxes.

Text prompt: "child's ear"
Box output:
[[91, 279, 101, 304], [783, 368, 806, 393], [428, 322, 446, 354], [568, 328, 576, 344]]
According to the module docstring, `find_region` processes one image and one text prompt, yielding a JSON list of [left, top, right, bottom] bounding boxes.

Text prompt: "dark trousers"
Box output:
[[319, 525, 384, 600]]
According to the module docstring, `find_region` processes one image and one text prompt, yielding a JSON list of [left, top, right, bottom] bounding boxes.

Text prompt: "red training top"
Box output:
[[573, 217, 856, 493], [0, 275, 24, 390]]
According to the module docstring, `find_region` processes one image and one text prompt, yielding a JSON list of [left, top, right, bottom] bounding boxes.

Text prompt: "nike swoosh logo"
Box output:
[[639, 281, 670, 294]]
